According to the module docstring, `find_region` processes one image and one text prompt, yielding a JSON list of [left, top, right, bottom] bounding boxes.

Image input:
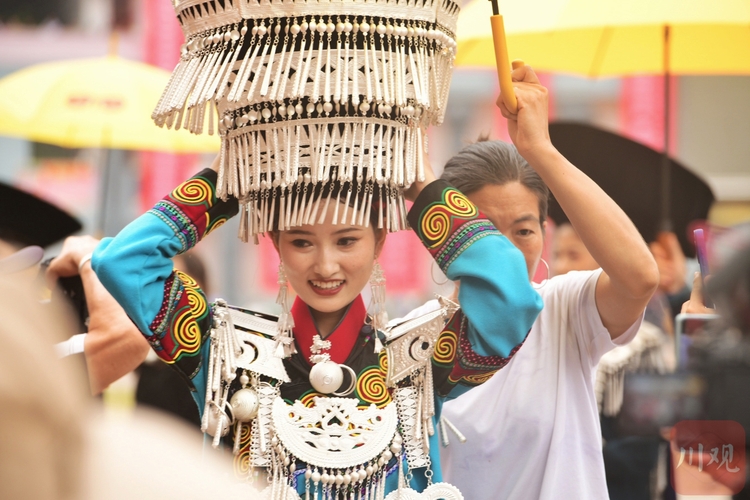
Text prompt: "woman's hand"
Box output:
[[403, 150, 437, 202], [495, 64, 553, 160]]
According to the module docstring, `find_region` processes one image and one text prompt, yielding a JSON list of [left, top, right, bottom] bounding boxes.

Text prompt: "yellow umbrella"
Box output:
[[456, 0, 750, 229], [456, 0, 750, 76], [0, 56, 219, 153]]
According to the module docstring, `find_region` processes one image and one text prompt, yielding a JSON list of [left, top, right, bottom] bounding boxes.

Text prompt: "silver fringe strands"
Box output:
[[153, 0, 460, 239]]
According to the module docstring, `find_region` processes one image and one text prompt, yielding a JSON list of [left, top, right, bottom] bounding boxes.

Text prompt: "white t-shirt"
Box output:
[[440, 269, 641, 500]]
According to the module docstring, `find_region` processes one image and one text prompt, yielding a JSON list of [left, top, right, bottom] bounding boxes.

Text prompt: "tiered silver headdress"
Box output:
[[153, 0, 459, 239]]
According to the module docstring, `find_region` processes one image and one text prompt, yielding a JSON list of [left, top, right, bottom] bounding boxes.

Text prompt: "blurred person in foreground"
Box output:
[[439, 64, 660, 500], [0, 276, 257, 500], [0, 276, 87, 500], [678, 222, 750, 499]]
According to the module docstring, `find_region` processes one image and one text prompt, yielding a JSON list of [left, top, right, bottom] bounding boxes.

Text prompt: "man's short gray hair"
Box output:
[[440, 139, 549, 223]]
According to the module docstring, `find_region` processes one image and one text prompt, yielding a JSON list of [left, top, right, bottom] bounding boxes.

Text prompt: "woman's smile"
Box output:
[[310, 279, 345, 295]]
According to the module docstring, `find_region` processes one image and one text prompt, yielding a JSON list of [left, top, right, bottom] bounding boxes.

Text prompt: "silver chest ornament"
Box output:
[[308, 335, 356, 396]]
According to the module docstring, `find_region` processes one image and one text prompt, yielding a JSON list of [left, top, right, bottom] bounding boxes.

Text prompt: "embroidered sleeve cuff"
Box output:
[[148, 168, 239, 253], [407, 180, 500, 275]]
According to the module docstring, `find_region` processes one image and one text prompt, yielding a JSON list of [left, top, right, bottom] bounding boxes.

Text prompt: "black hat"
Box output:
[[0, 182, 82, 248]]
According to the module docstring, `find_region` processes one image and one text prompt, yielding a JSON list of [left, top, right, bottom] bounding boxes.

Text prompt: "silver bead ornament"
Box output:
[[309, 360, 343, 394], [205, 406, 230, 437], [230, 387, 260, 422]]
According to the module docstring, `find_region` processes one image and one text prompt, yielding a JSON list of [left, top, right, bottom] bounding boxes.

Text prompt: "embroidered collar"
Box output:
[[292, 295, 366, 365]]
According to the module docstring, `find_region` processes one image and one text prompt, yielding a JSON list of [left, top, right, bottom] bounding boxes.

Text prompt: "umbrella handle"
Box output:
[[491, 14, 519, 113]]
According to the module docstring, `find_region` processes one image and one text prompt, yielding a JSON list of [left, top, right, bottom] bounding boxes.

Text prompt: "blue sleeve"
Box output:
[[407, 180, 542, 398], [92, 169, 238, 399]]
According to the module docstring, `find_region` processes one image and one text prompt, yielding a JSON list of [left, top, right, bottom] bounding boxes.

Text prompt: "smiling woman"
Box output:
[[273, 215, 385, 338], [91, 152, 543, 498]]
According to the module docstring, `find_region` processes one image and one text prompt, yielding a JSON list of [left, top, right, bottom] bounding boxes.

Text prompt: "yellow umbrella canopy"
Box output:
[[0, 56, 219, 152], [456, 0, 750, 76]]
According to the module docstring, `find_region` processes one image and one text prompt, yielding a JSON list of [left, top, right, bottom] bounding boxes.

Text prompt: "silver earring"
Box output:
[[275, 261, 297, 358], [533, 258, 550, 289], [430, 261, 449, 286], [368, 260, 388, 353]]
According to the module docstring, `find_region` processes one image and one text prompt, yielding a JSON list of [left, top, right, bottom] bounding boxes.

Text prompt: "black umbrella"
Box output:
[[547, 122, 714, 258], [0, 182, 82, 248]]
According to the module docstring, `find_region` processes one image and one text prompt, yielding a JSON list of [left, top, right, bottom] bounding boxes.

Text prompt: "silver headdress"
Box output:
[[153, 0, 459, 240]]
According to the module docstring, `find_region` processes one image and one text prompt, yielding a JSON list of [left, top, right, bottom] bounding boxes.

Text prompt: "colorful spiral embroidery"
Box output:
[[299, 390, 326, 408], [234, 445, 251, 477], [433, 330, 458, 366], [419, 189, 481, 250], [171, 178, 212, 206], [421, 206, 451, 249], [205, 214, 229, 235], [355, 367, 391, 408], [186, 287, 207, 319], [172, 306, 201, 354], [445, 190, 477, 218], [378, 350, 389, 375], [176, 270, 198, 288], [460, 371, 497, 386]]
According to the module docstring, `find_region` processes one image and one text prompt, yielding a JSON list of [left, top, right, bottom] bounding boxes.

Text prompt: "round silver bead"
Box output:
[[229, 387, 259, 422]]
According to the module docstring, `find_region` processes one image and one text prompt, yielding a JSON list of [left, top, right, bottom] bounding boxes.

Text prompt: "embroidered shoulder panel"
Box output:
[[148, 270, 210, 381], [432, 310, 525, 397], [409, 182, 500, 274], [148, 169, 237, 253]]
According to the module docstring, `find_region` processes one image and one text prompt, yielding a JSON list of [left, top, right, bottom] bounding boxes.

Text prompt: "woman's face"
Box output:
[[467, 181, 545, 281], [273, 202, 386, 326]]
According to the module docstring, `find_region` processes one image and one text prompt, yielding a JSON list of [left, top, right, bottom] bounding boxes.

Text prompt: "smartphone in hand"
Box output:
[[693, 228, 713, 308]]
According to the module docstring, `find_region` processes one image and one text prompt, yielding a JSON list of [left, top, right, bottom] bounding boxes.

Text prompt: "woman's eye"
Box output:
[[291, 239, 311, 248], [338, 237, 359, 247], [517, 229, 534, 237]]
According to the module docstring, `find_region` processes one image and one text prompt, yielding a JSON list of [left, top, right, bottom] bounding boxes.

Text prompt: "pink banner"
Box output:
[[620, 75, 679, 154]]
